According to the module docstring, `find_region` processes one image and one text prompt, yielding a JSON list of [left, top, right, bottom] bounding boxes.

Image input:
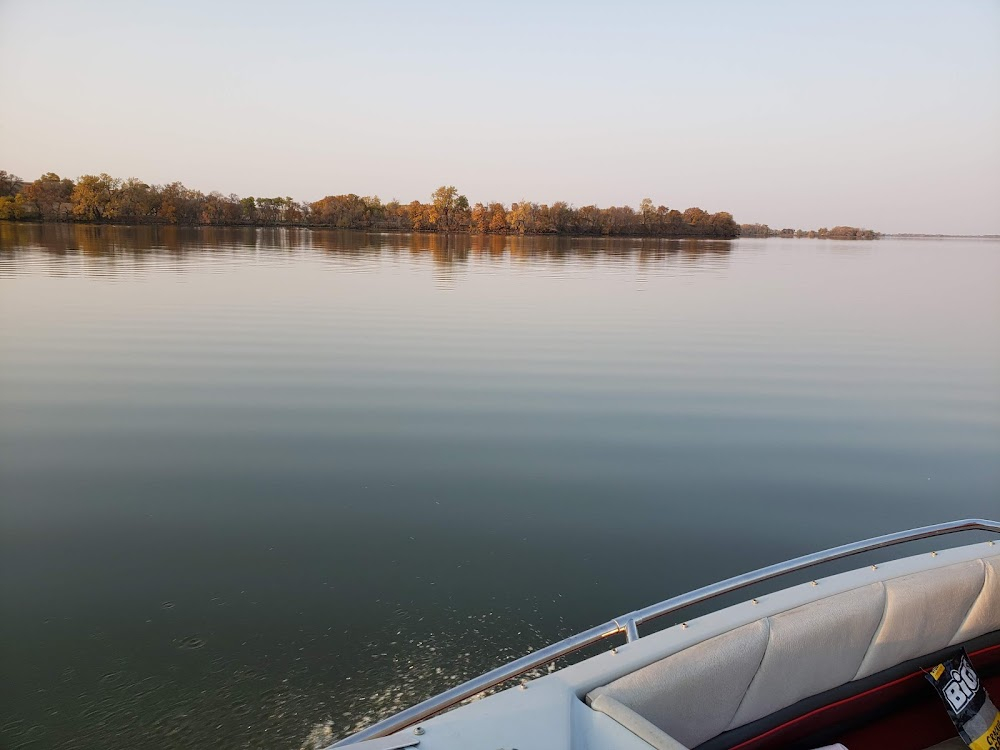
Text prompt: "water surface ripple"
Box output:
[[1, 225, 998, 749]]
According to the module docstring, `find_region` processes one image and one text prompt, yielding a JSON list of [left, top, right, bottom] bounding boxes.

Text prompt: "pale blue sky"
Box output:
[[1, 0, 998, 233]]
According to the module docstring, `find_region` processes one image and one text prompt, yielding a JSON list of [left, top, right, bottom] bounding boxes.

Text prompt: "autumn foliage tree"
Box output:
[[429, 186, 470, 231], [72, 174, 119, 221], [23, 172, 75, 220], [0, 170, 23, 197], [0, 170, 27, 219]]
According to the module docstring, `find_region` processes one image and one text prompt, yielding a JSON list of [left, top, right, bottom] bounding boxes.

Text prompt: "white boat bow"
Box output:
[[329, 518, 1000, 750]]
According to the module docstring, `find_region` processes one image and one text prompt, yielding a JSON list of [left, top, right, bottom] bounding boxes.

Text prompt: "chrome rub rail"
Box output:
[[332, 517, 1000, 746]]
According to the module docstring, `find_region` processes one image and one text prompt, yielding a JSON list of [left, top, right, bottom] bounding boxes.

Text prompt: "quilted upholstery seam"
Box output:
[[724, 618, 772, 731], [852, 581, 888, 681], [949, 558, 988, 644]]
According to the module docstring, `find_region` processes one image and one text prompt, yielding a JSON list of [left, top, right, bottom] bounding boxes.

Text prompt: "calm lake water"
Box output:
[[1, 224, 998, 750]]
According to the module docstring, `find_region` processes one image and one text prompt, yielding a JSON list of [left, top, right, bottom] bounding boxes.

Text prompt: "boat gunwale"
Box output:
[[331, 517, 1000, 746]]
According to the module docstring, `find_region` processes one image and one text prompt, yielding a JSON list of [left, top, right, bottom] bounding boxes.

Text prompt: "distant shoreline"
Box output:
[[14, 221, 994, 239], [9, 221, 997, 242], [883, 233, 1000, 239], [0, 170, 740, 239], [0, 217, 728, 240], [1, 169, 878, 241], [0, 218, 891, 241]]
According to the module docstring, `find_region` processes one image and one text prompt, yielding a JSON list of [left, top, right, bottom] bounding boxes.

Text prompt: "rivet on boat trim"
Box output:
[[751, 598, 759, 605], [871, 565, 878, 570], [810, 581, 818, 586], [611, 647, 618, 655], [931, 551, 938, 557], [519, 680, 528, 690], [413, 727, 425, 736], [681, 622, 689, 629]]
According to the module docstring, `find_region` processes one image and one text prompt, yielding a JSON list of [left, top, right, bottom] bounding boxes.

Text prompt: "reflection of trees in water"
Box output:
[[0, 223, 732, 272], [0, 222, 316, 258]]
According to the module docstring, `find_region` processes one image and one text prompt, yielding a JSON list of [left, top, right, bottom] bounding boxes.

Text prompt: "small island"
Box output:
[[0, 170, 877, 240], [740, 223, 880, 240]]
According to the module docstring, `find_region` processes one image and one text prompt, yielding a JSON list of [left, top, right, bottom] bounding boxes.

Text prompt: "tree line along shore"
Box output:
[[0, 170, 878, 240]]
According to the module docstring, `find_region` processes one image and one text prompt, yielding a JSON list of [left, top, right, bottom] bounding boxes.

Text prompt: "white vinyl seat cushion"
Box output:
[[587, 555, 1000, 749]]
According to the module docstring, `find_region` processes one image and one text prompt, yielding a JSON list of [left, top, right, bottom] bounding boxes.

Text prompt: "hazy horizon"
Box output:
[[1, 0, 998, 234]]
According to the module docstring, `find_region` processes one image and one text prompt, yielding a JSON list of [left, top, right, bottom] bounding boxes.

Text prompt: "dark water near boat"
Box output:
[[1, 224, 998, 750]]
